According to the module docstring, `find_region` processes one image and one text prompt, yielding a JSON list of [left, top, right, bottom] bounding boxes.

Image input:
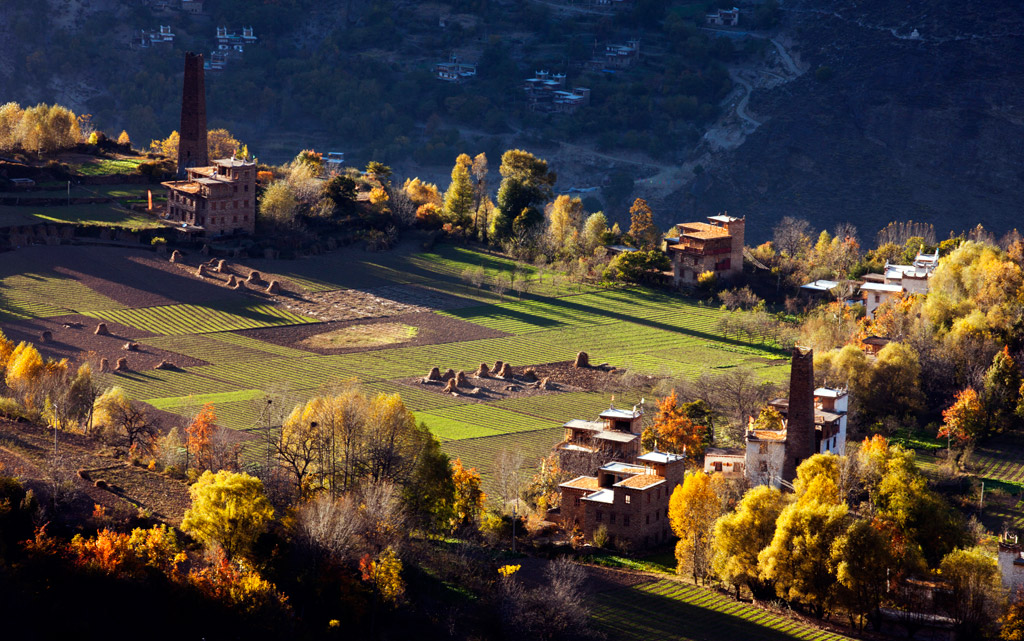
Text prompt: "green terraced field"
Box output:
[[488, 391, 618, 422], [413, 412, 503, 441], [592, 579, 853, 641], [424, 404, 552, 434], [97, 369, 239, 400], [0, 272, 124, 319], [83, 302, 317, 335], [441, 428, 564, 477], [141, 333, 311, 363]]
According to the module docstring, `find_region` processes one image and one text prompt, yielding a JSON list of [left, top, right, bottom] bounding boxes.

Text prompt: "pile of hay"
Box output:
[[169, 250, 182, 263], [40, 330, 52, 343], [122, 342, 138, 351], [454, 370, 468, 387], [115, 357, 129, 371], [496, 362, 512, 379], [95, 323, 110, 336], [266, 280, 281, 294], [424, 367, 442, 382], [573, 351, 590, 368], [474, 362, 490, 378], [99, 358, 111, 373]]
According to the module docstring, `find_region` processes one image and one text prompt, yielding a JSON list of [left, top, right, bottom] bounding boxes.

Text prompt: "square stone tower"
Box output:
[[782, 346, 815, 483], [177, 52, 208, 174]]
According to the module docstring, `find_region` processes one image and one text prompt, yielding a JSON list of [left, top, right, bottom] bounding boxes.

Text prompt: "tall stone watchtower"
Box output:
[[782, 346, 815, 483], [177, 52, 208, 174]]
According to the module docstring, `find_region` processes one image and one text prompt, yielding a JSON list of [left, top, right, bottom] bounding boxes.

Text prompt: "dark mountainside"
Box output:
[[694, 0, 1024, 243]]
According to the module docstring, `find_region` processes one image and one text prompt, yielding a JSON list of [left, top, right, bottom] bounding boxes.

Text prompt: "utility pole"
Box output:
[[512, 504, 517, 554]]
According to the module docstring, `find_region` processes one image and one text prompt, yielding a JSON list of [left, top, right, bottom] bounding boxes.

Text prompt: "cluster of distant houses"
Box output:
[[800, 250, 940, 319], [131, 23, 258, 72]]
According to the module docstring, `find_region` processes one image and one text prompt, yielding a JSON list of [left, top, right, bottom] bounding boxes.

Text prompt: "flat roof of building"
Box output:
[[563, 419, 605, 431], [600, 407, 641, 420], [860, 282, 904, 293], [600, 462, 646, 475], [813, 387, 847, 398], [560, 476, 599, 491], [162, 180, 201, 193], [594, 431, 639, 444], [708, 214, 741, 223], [801, 279, 839, 292], [704, 447, 744, 458], [212, 157, 255, 167], [581, 488, 615, 504], [637, 451, 685, 464], [616, 474, 665, 490], [749, 429, 786, 441]]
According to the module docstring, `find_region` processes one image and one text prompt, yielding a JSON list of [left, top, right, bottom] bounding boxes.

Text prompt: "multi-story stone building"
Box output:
[[559, 451, 686, 548], [555, 404, 643, 472], [162, 158, 256, 236], [666, 215, 745, 287]]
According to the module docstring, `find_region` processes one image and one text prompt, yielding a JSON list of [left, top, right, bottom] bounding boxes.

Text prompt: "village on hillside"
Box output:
[[1, 37, 1024, 641]]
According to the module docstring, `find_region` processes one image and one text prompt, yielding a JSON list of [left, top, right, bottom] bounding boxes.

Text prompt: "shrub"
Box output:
[[592, 524, 610, 548]]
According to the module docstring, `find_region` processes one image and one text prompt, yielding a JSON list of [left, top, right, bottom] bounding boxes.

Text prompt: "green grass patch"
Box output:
[[72, 157, 146, 176], [441, 427, 564, 477], [425, 404, 552, 434], [82, 301, 317, 335], [414, 412, 503, 441], [140, 333, 313, 364], [0, 271, 124, 320], [25, 203, 162, 229], [144, 388, 268, 410]]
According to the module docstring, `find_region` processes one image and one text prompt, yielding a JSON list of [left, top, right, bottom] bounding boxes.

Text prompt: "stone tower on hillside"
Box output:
[[177, 52, 208, 174], [782, 346, 815, 483]]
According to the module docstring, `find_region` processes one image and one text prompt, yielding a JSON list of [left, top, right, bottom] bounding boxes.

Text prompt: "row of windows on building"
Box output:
[[593, 507, 669, 527], [169, 195, 250, 210]]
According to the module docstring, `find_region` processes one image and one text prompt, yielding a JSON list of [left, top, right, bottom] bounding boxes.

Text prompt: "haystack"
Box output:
[[99, 358, 111, 373], [454, 370, 468, 387], [196, 264, 210, 278], [442, 368, 456, 381], [468, 387, 482, 395], [154, 360, 177, 370], [521, 368, 538, 382], [169, 250, 182, 263], [215, 259, 228, 273], [492, 360, 504, 374], [247, 271, 262, 284], [573, 351, 590, 368], [442, 378, 457, 394], [425, 366, 442, 382], [497, 362, 512, 379], [539, 377, 552, 390], [266, 280, 281, 294], [95, 323, 110, 336], [123, 342, 138, 351], [226, 275, 238, 288], [473, 362, 490, 378], [40, 330, 52, 343], [115, 357, 128, 371]]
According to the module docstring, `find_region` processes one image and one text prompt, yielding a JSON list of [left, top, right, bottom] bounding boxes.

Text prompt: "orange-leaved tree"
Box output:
[[641, 391, 711, 462], [450, 458, 485, 531], [186, 403, 217, 472], [939, 387, 984, 448]]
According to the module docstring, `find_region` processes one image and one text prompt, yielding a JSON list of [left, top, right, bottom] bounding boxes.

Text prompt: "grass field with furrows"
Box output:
[[488, 391, 619, 422], [360, 380, 465, 412], [441, 427, 565, 476], [592, 579, 853, 641], [413, 412, 503, 441], [425, 404, 551, 434], [0, 272, 124, 319], [141, 332, 312, 363], [83, 302, 317, 335], [97, 369, 238, 400], [190, 354, 366, 390], [144, 389, 268, 410]]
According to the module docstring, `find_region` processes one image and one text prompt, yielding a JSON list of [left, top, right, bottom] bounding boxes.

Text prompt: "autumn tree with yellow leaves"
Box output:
[[669, 471, 721, 584]]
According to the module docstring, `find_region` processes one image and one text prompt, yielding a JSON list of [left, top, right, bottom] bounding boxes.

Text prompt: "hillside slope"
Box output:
[[692, 0, 1024, 242]]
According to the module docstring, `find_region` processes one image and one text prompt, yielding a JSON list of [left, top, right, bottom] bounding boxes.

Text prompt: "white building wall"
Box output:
[[744, 439, 785, 488]]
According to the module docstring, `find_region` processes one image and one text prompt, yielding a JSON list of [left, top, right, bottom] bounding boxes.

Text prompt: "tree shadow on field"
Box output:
[[592, 583, 830, 641]]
